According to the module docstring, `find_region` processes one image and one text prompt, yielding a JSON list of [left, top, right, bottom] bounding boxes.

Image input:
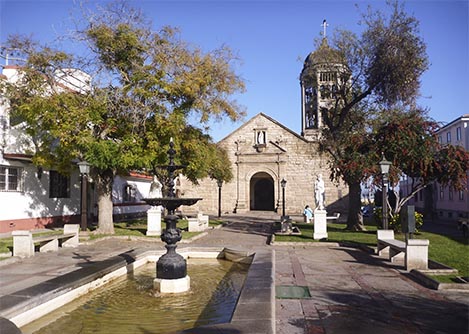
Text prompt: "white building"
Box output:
[[0, 65, 151, 233], [401, 114, 469, 221]]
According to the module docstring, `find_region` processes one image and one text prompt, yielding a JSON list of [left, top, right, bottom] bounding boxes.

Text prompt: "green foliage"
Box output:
[[373, 207, 423, 232], [361, 1, 429, 106], [313, 1, 430, 230], [2, 1, 245, 233]]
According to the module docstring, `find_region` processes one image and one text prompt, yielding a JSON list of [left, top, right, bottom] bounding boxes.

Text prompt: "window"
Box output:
[[319, 72, 337, 82], [446, 131, 451, 143], [438, 135, 442, 144], [49, 170, 70, 198], [439, 186, 444, 200], [123, 184, 136, 202], [0, 166, 23, 192], [449, 190, 453, 201], [459, 190, 465, 201], [456, 127, 461, 141]]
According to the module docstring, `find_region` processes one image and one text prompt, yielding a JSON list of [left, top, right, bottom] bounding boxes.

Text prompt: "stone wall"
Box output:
[[181, 113, 348, 216]]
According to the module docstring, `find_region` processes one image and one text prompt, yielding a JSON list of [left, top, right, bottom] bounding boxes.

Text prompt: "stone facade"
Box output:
[[181, 36, 352, 216], [181, 113, 348, 216]]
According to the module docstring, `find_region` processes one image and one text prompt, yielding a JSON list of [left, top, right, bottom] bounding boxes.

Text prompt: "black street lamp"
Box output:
[[217, 179, 223, 218], [77, 161, 91, 232], [280, 178, 287, 217], [379, 154, 392, 230]]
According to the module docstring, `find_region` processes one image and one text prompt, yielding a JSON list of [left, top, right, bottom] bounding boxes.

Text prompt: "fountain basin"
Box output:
[[2, 247, 275, 334], [143, 197, 202, 212]]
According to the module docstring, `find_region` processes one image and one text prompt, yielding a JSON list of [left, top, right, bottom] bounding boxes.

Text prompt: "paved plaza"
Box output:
[[0, 214, 468, 333]]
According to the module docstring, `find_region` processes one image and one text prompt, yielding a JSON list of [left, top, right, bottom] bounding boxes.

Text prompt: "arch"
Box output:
[[250, 172, 275, 211]]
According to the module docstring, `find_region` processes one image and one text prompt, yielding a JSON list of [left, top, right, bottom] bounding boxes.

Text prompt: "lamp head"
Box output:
[[78, 161, 91, 175], [379, 153, 392, 175], [281, 178, 287, 188]]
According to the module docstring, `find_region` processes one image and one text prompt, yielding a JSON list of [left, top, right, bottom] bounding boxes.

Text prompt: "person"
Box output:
[[303, 205, 313, 224], [314, 174, 325, 210]]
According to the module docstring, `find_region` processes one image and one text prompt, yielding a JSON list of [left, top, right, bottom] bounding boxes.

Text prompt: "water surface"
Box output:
[[21, 259, 248, 334]]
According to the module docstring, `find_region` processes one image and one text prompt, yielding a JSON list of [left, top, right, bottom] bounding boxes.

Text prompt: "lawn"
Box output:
[[0, 218, 225, 255], [87, 218, 223, 240], [2, 219, 467, 283], [274, 222, 378, 246]]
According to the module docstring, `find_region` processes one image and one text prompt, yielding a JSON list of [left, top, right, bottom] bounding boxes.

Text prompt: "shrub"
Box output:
[[374, 207, 423, 232]]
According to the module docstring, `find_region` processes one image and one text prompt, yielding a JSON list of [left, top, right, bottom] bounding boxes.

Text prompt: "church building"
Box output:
[[183, 30, 350, 216]]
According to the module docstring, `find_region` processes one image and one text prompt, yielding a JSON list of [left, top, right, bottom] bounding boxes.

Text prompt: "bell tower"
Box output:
[[300, 20, 348, 141]]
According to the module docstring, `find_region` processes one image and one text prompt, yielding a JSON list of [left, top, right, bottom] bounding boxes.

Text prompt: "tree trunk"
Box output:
[[96, 169, 115, 234], [346, 180, 366, 231]]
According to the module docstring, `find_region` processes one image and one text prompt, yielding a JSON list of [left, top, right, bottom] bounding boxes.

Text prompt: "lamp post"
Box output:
[[217, 179, 223, 218], [78, 161, 91, 232], [379, 154, 392, 230], [280, 178, 287, 218]]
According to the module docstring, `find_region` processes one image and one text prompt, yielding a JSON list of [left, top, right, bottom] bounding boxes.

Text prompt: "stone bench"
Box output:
[[326, 213, 340, 221], [187, 213, 209, 232], [12, 224, 80, 258], [377, 230, 429, 270]]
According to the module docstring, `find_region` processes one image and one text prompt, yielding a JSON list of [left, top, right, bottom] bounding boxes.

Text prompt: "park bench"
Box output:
[[187, 213, 209, 232], [326, 213, 341, 221], [12, 224, 80, 258], [376, 230, 429, 270]]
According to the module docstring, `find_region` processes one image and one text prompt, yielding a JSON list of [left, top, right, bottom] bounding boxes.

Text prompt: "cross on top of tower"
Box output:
[[321, 19, 329, 38]]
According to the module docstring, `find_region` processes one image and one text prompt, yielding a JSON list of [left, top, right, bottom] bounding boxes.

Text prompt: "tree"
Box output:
[[1, 2, 245, 233], [374, 110, 469, 219], [313, 1, 429, 230]]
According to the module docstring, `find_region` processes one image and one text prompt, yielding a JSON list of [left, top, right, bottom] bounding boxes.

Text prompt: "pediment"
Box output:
[[219, 113, 308, 152]]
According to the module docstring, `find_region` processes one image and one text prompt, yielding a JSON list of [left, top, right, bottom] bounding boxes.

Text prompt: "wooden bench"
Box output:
[[377, 230, 429, 270], [12, 224, 80, 258]]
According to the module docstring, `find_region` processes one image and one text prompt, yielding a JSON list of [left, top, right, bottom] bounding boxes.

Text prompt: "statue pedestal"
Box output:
[[146, 206, 162, 236], [313, 209, 328, 240]]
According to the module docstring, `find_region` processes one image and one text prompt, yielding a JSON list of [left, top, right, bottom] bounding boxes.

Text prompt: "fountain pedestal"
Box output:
[[144, 198, 201, 294], [143, 139, 202, 294], [154, 276, 191, 294]]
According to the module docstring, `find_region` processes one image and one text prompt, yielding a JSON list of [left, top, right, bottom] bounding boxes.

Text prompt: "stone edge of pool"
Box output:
[[1, 246, 275, 334]]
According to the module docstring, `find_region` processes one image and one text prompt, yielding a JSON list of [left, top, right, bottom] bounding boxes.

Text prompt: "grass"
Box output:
[[0, 218, 223, 254], [275, 219, 469, 282], [274, 222, 378, 246], [0, 230, 63, 256], [2, 218, 467, 284], [87, 218, 218, 241]]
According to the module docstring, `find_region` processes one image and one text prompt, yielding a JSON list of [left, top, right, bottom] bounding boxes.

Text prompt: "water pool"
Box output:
[[21, 259, 249, 334]]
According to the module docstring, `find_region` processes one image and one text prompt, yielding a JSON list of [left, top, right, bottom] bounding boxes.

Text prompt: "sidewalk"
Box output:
[[275, 245, 468, 334], [1, 214, 468, 333]]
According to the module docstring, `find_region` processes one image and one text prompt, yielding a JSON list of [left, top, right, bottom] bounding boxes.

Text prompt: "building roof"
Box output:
[[218, 112, 308, 144], [300, 38, 346, 80], [438, 114, 469, 132]]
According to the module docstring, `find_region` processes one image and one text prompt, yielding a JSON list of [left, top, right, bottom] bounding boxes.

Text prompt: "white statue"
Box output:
[[257, 131, 265, 145], [314, 174, 325, 210], [148, 175, 163, 198], [174, 173, 183, 198]]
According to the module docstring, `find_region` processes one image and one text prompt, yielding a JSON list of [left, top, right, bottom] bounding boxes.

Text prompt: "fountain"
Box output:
[[143, 138, 201, 293]]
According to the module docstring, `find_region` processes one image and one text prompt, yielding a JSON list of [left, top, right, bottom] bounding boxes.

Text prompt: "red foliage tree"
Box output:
[[374, 111, 469, 216]]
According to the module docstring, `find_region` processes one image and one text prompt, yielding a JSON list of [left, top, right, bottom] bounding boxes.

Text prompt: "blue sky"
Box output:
[[1, 0, 468, 142]]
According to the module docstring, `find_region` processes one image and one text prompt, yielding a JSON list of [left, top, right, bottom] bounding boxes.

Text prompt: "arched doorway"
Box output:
[[250, 172, 275, 211]]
